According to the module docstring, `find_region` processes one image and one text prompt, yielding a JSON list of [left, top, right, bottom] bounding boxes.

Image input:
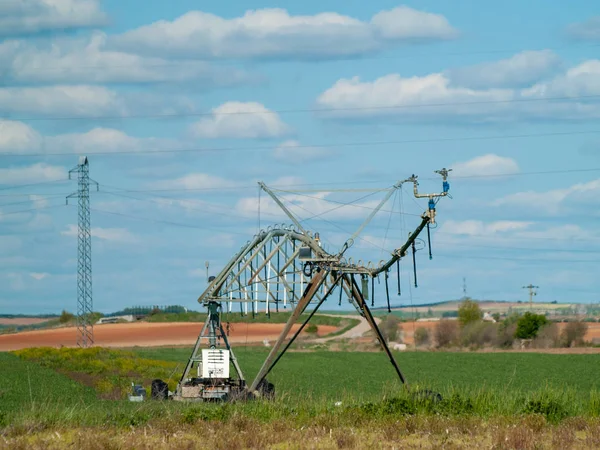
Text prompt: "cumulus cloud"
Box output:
[[235, 191, 383, 222], [316, 59, 600, 122], [190, 102, 292, 139], [566, 16, 600, 41], [446, 50, 561, 88], [0, 120, 42, 153], [452, 154, 520, 178], [440, 220, 533, 237], [0, 0, 107, 37], [0, 163, 66, 185], [46, 128, 182, 154], [111, 7, 457, 60], [62, 224, 138, 243], [29, 272, 49, 281], [0, 34, 251, 86], [0, 85, 194, 118], [153, 173, 236, 190], [494, 178, 600, 215], [273, 140, 333, 164]]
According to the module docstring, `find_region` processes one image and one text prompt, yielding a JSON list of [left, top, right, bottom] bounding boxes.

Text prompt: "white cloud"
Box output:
[[0, 33, 251, 85], [0, 0, 107, 37], [235, 191, 383, 222], [567, 16, 600, 41], [440, 220, 533, 237], [29, 272, 49, 281], [0, 85, 194, 118], [111, 7, 457, 60], [494, 178, 600, 215], [452, 154, 520, 178], [62, 224, 138, 243], [316, 59, 600, 122], [46, 127, 181, 154], [153, 173, 236, 190], [190, 102, 291, 139], [273, 140, 333, 164], [0, 120, 42, 153], [0, 85, 126, 117], [446, 50, 561, 88], [0, 163, 66, 185]]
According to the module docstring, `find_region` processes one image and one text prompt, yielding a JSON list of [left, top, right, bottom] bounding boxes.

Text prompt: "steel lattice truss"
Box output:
[[68, 157, 96, 348]]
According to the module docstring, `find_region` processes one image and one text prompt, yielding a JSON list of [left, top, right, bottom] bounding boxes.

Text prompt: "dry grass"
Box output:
[[1, 417, 599, 449]]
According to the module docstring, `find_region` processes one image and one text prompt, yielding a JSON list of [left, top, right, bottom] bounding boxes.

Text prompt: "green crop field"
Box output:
[[2, 348, 600, 448]]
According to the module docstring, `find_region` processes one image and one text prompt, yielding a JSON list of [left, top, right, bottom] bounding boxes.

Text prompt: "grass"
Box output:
[[145, 311, 355, 327], [3, 347, 600, 448]]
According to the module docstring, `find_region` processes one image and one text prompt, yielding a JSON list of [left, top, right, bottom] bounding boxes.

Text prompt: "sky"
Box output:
[[1, 0, 600, 314]]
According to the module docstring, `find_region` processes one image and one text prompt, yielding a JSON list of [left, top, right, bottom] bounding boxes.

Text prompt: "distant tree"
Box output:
[[59, 310, 74, 324], [492, 313, 501, 323], [515, 312, 548, 339], [458, 299, 482, 327], [414, 327, 431, 347], [427, 307, 434, 318], [380, 315, 401, 343], [561, 321, 588, 347], [434, 320, 459, 347]]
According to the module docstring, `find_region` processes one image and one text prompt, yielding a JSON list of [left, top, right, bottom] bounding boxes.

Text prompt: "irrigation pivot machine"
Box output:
[[174, 169, 451, 402]]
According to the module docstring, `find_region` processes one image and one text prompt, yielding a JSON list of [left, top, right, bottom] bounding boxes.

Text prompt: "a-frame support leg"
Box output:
[[345, 274, 408, 386], [249, 268, 328, 393], [219, 322, 245, 384], [178, 315, 210, 386]]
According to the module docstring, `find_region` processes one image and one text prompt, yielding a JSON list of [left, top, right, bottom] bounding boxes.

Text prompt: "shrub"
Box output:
[[414, 327, 430, 347], [515, 312, 548, 339], [532, 323, 559, 349], [434, 320, 459, 348], [305, 324, 318, 334], [561, 321, 588, 347], [461, 322, 497, 348], [458, 299, 482, 327], [59, 310, 74, 324], [380, 315, 401, 343]]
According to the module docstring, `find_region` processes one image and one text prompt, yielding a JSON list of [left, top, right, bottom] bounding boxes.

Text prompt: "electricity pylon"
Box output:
[[522, 284, 539, 311], [67, 157, 98, 348]]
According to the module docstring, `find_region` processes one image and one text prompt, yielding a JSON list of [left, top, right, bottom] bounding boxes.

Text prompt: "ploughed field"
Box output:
[[0, 321, 339, 351]]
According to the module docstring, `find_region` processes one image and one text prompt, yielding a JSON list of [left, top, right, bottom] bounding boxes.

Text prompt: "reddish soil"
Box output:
[[0, 322, 338, 351], [0, 318, 51, 326]]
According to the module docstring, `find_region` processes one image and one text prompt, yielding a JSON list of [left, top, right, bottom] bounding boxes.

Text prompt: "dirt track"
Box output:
[[0, 322, 338, 351]]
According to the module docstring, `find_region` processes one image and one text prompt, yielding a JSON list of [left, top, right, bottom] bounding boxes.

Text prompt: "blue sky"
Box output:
[[1, 0, 600, 314]]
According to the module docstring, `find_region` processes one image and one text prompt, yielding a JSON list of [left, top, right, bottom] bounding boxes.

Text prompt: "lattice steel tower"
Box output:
[[67, 156, 97, 348]]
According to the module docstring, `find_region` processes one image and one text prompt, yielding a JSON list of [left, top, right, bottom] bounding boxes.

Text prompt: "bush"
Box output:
[[532, 323, 560, 349], [59, 310, 74, 324], [515, 312, 548, 339], [434, 320, 459, 348], [561, 321, 588, 347], [461, 322, 497, 348], [305, 324, 318, 334], [414, 327, 430, 347], [380, 315, 401, 343], [458, 299, 482, 327]]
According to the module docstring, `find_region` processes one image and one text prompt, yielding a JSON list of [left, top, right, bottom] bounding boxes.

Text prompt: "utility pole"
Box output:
[[67, 156, 98, 348], [522, 284, 539, 311]]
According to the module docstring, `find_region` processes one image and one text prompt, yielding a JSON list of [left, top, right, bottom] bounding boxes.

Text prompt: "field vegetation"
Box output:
[[2, 347, 600, 448]]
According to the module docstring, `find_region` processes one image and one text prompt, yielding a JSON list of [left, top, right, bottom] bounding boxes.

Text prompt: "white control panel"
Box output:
[[201, 349, 230, 379]]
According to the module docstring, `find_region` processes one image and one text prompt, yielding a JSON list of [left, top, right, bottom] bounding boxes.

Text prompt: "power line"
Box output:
[[4, 129, 600, 157], [6, 94, 600, 123], [0, 179, 68, 191]]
